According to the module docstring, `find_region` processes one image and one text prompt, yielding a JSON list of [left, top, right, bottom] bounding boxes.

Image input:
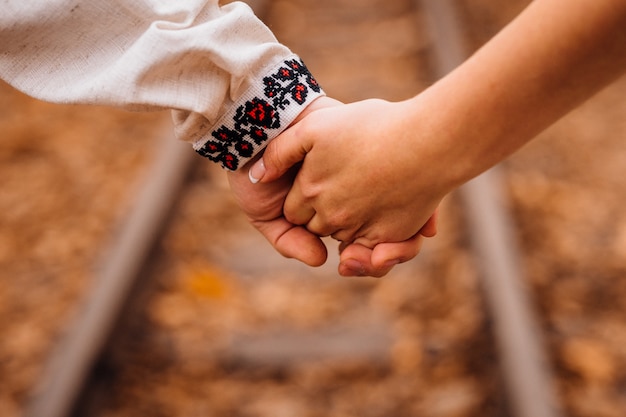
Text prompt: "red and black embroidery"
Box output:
[[195, 58, 322, 171]]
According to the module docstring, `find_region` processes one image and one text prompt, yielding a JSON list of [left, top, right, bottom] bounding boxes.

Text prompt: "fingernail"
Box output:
[[248, 158, 266, 184], [340, 259, 365, 276]]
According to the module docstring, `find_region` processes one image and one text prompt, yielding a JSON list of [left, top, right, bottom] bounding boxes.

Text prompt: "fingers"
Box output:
[[251, 217, 328, 267], [249, 125, 312, 184], [370, 234, 423, 269], [338, 233, 424, 277], [249, 96, 342, 184], [282, 180, 354, 238], [282, 179, 316, 225], [338, 243, 391, 278], [285, 201, 357, 241]]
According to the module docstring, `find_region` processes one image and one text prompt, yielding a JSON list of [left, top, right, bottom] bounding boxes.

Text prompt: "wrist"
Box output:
[[193, 55, 325, 171], [290, 96, 343, 126], [401, 92, 471, 196], [406, 66, 524, 192]]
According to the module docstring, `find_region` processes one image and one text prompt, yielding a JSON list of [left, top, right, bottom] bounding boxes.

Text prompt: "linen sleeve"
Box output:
[[0, 0, 325, 170]]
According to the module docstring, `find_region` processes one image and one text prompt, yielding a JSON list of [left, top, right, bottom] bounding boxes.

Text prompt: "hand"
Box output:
[[231, 96, 437, 276], [227, 156, 328, 266], [338, 210, 438, 277], [231, 158, 433, 274], [226, 96, 342, 267], [250, 97, 449, 249]]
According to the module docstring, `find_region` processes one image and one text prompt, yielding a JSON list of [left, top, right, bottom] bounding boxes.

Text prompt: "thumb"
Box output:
[[252, 217, 328, 266], [249, 125, 312, 183]]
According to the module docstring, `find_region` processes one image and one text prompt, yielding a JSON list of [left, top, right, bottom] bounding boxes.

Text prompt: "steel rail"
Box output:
[[24, 3, 270, 417], [415, 1, 562, 417], [24, 135, 196, 417]]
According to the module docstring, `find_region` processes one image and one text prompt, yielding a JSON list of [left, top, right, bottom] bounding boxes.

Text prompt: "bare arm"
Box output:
[[255, 0, 626, 248], [421, 0, 626, 190]]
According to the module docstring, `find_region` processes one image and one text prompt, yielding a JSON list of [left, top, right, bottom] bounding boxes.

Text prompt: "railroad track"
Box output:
[[25, 1, 561, 416], [417, 1, 561, 417]]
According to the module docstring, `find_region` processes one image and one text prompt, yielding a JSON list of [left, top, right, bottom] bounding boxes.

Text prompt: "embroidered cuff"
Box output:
[[192, 56, 324, 171]]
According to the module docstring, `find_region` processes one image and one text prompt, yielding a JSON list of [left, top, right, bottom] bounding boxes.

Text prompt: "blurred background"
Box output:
[[1, 0, 626, 416]]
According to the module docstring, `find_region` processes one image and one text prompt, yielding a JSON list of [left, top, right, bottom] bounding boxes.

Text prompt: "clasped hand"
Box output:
[[228, 96, 441, 277]]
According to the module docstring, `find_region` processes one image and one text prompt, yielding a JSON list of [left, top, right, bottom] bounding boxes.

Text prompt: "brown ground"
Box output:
[[1, 1, 626, 416]]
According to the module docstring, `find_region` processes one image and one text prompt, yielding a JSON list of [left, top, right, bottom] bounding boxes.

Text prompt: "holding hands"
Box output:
[[250, 97, 441, 248], [234, 0, 626, 276], [233, 97, 440, 277]]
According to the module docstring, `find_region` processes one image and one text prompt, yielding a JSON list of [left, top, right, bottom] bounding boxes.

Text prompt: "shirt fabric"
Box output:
[[0, 0, 325, 170]]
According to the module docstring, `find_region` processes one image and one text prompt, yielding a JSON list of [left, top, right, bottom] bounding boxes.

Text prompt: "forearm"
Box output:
[[414, 0, 626, 189]]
